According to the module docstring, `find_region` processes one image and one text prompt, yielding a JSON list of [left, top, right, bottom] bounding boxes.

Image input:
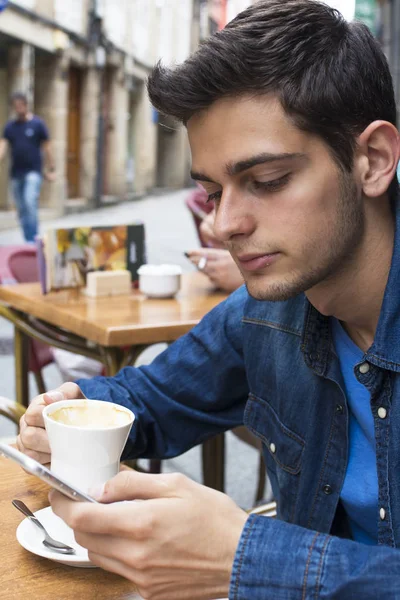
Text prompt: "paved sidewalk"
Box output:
[[0, 189, 270, 508]]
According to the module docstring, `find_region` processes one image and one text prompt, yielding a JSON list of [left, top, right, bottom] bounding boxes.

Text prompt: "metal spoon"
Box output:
[[12, 499, 76, 555]]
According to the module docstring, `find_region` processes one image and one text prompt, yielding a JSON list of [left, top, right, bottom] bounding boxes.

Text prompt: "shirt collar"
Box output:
[[366, 198, 400, 371]]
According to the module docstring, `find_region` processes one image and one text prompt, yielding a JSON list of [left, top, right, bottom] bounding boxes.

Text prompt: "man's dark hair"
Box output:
[[10, 92, 28, 105], [148, 0, 397, 179]]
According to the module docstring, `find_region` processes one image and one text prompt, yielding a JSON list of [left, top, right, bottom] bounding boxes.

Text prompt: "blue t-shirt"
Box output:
[[3, 116, 49, 177], [331, 318, 378, 545]]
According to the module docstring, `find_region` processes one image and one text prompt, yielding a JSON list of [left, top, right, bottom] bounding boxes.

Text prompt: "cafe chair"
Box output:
[[0, 396, 25, 428], [0, 244, 34, 284], [7, 247, 54, 395], [231, 426, 267, 504], [248, 500, 277, 518]]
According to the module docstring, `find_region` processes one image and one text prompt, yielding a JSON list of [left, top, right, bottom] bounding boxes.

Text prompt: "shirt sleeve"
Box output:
[[38, 119, 50, 141], [230, 514, 400, 599], [77, 286, 249, 460]]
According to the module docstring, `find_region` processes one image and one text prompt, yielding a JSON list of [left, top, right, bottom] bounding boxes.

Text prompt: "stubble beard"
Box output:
[[243, 175, 365, 302]]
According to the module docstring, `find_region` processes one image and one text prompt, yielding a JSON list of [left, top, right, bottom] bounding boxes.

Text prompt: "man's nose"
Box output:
[[213, 190, 255, 243]]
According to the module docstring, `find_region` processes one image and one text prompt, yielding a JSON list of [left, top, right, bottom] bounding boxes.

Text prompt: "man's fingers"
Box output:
[[19, 424, 51, 454], [186, 249, 221, 261], [49, 491, 148, 536], [24, 383, 85, 427], [23, 401, 48, 427], [95, 470, 187, 504], [44, 382, 86, 405], [18, 383, 86, 465], [16, 435, 51, 466], [23, 448, 51, 465], [50, 473, 190, 533], [19, 413, 27, 433]]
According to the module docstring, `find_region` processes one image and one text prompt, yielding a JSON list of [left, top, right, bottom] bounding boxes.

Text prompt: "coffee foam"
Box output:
[[48, 402, 131, 428]]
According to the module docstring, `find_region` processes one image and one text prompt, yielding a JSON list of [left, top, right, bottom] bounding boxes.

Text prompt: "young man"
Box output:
[[0, 92, 55, 242], [18, 1, 400, 598]]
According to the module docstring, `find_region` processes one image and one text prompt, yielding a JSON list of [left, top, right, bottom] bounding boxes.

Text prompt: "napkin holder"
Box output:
[[84, 270, 132, 297]]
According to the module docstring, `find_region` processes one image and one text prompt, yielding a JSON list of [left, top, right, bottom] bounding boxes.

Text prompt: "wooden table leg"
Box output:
[[202, 433, 225, 492], [14, 326, 29, 408]]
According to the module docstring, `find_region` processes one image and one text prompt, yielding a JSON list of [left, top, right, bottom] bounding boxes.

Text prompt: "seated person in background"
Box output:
[[187, 208, 244, 292], [17, 2, 400, 599]]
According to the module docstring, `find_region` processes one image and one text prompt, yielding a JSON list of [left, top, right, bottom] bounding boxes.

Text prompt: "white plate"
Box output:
[[16, 505, 96, 568]]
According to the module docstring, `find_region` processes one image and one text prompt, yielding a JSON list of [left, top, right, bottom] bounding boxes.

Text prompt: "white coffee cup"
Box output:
[[137, 264, 182, 298], [43, 399, 135, 493]]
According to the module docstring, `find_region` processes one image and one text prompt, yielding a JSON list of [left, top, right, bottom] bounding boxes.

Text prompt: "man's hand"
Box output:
[[50, 470, 248, 600], [44, 170, 56, 182], [17, 382, 86, 465], [187, 248, 244, 293]]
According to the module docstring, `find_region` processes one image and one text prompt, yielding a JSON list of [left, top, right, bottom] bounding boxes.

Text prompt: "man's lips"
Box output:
[[236, 252, 280, 272]]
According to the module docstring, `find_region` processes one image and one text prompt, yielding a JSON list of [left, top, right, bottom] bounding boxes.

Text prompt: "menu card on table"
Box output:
[[36, 223, 146, 293]]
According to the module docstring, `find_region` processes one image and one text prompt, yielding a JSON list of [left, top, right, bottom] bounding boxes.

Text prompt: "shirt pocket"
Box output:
[[244, 393, 305, 522]]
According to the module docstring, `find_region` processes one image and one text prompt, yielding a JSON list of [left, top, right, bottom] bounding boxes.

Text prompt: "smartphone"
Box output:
[[0, 443, 98, 503]]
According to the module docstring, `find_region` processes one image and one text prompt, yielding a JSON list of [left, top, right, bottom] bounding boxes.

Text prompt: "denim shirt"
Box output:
[[78, 209, 400, 599]]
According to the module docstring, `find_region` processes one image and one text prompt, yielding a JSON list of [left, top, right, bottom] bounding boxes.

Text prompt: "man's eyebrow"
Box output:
[[190, 171, 215, 183], [226, 152, 306, 176], [190, 152, 306, 182]]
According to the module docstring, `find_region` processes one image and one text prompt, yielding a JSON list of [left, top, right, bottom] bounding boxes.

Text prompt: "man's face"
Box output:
[[188, 95, 364, 301], [13, 99, 28, 120]]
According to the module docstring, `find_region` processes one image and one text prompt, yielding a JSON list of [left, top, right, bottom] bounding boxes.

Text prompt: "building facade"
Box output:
[[0, 0, 193, 227]]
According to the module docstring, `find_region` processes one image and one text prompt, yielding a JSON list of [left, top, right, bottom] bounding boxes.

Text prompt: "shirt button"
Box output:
[[269, 442, 276, 454], [323, 484, 333, 495], [335, 404, 344, 414], [380, 508, 386, 521], [359, 362, 370, 374], [378, 407, 387, 419]]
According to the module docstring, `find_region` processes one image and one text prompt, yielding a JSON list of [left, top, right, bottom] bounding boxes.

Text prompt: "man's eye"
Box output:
[[253, 174, 291, 192], [207, 191, 222, 203]]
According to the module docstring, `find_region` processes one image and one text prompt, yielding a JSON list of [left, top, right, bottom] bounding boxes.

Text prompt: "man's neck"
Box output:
[[306, 196, 395, 353], [17, 112, 33, 122]]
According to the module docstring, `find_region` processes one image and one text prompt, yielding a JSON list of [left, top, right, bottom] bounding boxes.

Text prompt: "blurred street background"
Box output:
[[0, 0, 394, 508], [0, 0, 391, 234]]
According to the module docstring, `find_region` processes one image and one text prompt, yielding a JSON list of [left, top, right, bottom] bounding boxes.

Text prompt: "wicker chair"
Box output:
[[0, 396, 25, 428]]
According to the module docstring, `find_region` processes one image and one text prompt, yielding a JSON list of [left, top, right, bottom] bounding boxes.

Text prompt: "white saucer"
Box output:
[[16, 505, 96, 568]]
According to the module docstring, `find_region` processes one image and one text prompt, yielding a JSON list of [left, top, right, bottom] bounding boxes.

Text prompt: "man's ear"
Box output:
[[355, 121, 400, 198]]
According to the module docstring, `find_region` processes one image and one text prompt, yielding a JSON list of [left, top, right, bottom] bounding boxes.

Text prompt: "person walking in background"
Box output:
[[0, 92, 55, 242]]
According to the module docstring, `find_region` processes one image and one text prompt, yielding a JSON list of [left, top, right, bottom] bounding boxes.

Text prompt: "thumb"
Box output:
[[43, 382, 86, 405], [90, 470, 181, 503]]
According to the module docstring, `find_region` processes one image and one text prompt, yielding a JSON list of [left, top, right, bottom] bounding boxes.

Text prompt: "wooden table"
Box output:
[[0, 273, 228, 491], [0, 455, 142, 599]]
